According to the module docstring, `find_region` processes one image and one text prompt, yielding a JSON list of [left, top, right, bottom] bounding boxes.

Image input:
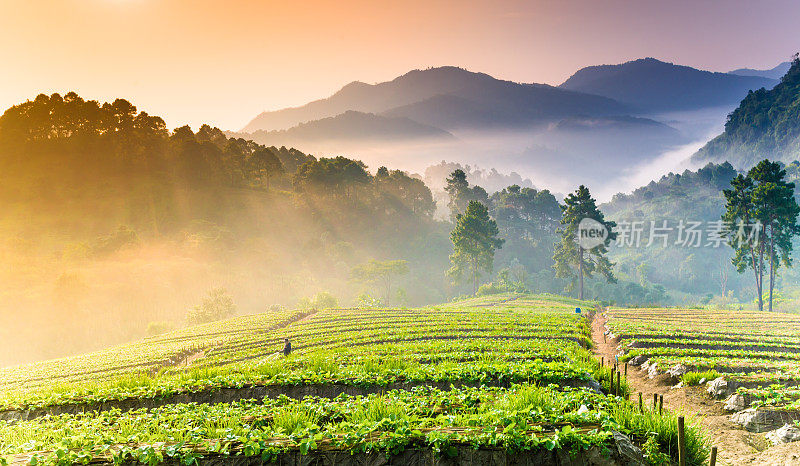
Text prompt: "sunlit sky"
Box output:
[[0, 0, 796, 130]]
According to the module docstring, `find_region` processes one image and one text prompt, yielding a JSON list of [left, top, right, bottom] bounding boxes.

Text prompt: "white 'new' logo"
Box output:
[[577, 217, 608, 250]]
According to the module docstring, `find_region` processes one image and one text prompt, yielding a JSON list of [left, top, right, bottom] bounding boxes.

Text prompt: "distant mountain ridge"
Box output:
[[233, 110, 453, 147], [729, 62, 792, 80], [242, 66, 627, 133], [559, 57, 777, 113]]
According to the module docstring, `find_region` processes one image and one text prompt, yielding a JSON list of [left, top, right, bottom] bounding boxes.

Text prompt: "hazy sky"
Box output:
[[0, 0, 797, 130]]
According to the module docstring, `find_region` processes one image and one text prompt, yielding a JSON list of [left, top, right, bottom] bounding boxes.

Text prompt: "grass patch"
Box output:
[[347, 396, 410, 427], [272, 405, 320, 434], [681, 370, 721, 386], [612, 402, 709, 466]]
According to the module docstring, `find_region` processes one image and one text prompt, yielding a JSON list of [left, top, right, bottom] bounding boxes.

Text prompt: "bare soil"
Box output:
[[592, 312, 800, 465]]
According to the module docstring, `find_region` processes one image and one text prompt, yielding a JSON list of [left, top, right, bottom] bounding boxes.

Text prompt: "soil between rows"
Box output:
[[593, 312, 800, 465]]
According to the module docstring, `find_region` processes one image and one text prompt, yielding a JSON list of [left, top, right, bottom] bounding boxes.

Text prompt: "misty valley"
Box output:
[[3, 4, 800, 463]]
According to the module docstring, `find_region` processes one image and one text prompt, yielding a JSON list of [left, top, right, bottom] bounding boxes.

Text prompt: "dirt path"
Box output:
[[591, 311, 800, 465]]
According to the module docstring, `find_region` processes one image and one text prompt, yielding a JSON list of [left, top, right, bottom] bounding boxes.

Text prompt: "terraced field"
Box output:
[[606, 307, 800, 433], [0, 295, 708, 465]]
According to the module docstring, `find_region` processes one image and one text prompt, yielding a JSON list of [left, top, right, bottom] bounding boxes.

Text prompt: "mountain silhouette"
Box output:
[[559, 57, 777, 113], [242, 66, 627, 133], [235, 110, 453, 147], [729, 61, 792, 80]]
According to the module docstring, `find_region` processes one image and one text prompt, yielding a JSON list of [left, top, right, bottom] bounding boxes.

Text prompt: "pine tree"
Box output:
[[447, 201, 504, 294], [723, 160, 800, 311], [553, 186, 617, 300]]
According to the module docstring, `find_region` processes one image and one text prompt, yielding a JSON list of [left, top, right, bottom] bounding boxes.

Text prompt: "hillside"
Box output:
[[242, 66, 628, 133], [601, 162, 748, 297], [693, 59, 800, 167], [559, 57, 776, 113], [0, 92, 451, 367], [236, 110, 454, 147], [0, 294, 708, 466]]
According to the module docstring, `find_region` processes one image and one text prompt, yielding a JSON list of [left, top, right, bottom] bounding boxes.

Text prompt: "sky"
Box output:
[[0, 0, 797, 130]]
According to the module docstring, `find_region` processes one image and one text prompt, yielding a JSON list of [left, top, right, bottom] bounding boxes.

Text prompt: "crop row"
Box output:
[[0, 384, 708, 466], [0, 309, 303, 391], [0, 295, 596, 412], [606, 307, 800, 406]]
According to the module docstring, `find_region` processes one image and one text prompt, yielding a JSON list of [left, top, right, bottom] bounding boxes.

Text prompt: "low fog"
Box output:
[[281, 106, 732, 201], [0, 97, 734, 368]]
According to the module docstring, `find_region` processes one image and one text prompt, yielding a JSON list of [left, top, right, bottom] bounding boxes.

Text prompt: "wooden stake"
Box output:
[[601, 357, 604, 367], [653, 393, 658, 409], [709, 446, 717, 466], [659, 395, 663, 415], [624, 362, 628, 376], [616, 371, 621, 396], [638, 392, 643, 412], [610, 370, 615, 396], [677, 416, 686, 466]]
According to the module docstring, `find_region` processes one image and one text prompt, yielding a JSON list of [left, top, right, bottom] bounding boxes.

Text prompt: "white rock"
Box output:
[[612, 431, 645, 466], [576, 404, 589, 415], [724, 393, 747, 412], [647, 363, 659, 379], [707, 377, 728, 398], [766, 424, 800, 445], [666, 364, 688, 380]]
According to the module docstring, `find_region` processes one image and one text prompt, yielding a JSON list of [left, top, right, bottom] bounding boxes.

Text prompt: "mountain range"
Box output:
[[729, 61, 792, 80], [243, 110, 454, 146], [242, 66, 626, 134], [559, 57, 777, 113], [235, 57, 787, 199], [240, 59, 778, 145]]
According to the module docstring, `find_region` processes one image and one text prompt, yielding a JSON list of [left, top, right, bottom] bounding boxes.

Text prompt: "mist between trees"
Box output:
[[1, 92, 798, 368]]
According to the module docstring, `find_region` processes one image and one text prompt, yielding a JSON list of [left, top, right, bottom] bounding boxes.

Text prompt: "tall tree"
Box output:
[[351, 259, 410, 306], [447, 201, 504, 294], [723, 160, 800, 311], [491, 185, 561, 271], [553, 185, 617, 300], [444, 169, 489, 221]]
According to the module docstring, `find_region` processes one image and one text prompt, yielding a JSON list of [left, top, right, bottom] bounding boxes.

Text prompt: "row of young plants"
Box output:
[[626, 336, 800, 352], [0, 384, 709, 466], [734, 385, 800, 410], [201, 302, 591, 363], [606, 307, 800, 407], [0, 309, 303, 393], [608, 309, 800, 336], [0, 296, 596, 412], [0, 354, 597, 412]]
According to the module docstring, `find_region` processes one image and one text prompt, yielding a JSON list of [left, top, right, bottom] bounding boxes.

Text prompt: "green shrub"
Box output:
[[611, 402, 709, 466], [187, 287, 236, 324], [477, 282, 506, 296], [354, 293, 383, 308], [146, 321, 174, 336], [298, 291, 339, 310], [313, 291, 338, 309]]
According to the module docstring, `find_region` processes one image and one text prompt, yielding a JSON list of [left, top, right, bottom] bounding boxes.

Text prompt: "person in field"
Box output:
[[264, 338, 292, 361]]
